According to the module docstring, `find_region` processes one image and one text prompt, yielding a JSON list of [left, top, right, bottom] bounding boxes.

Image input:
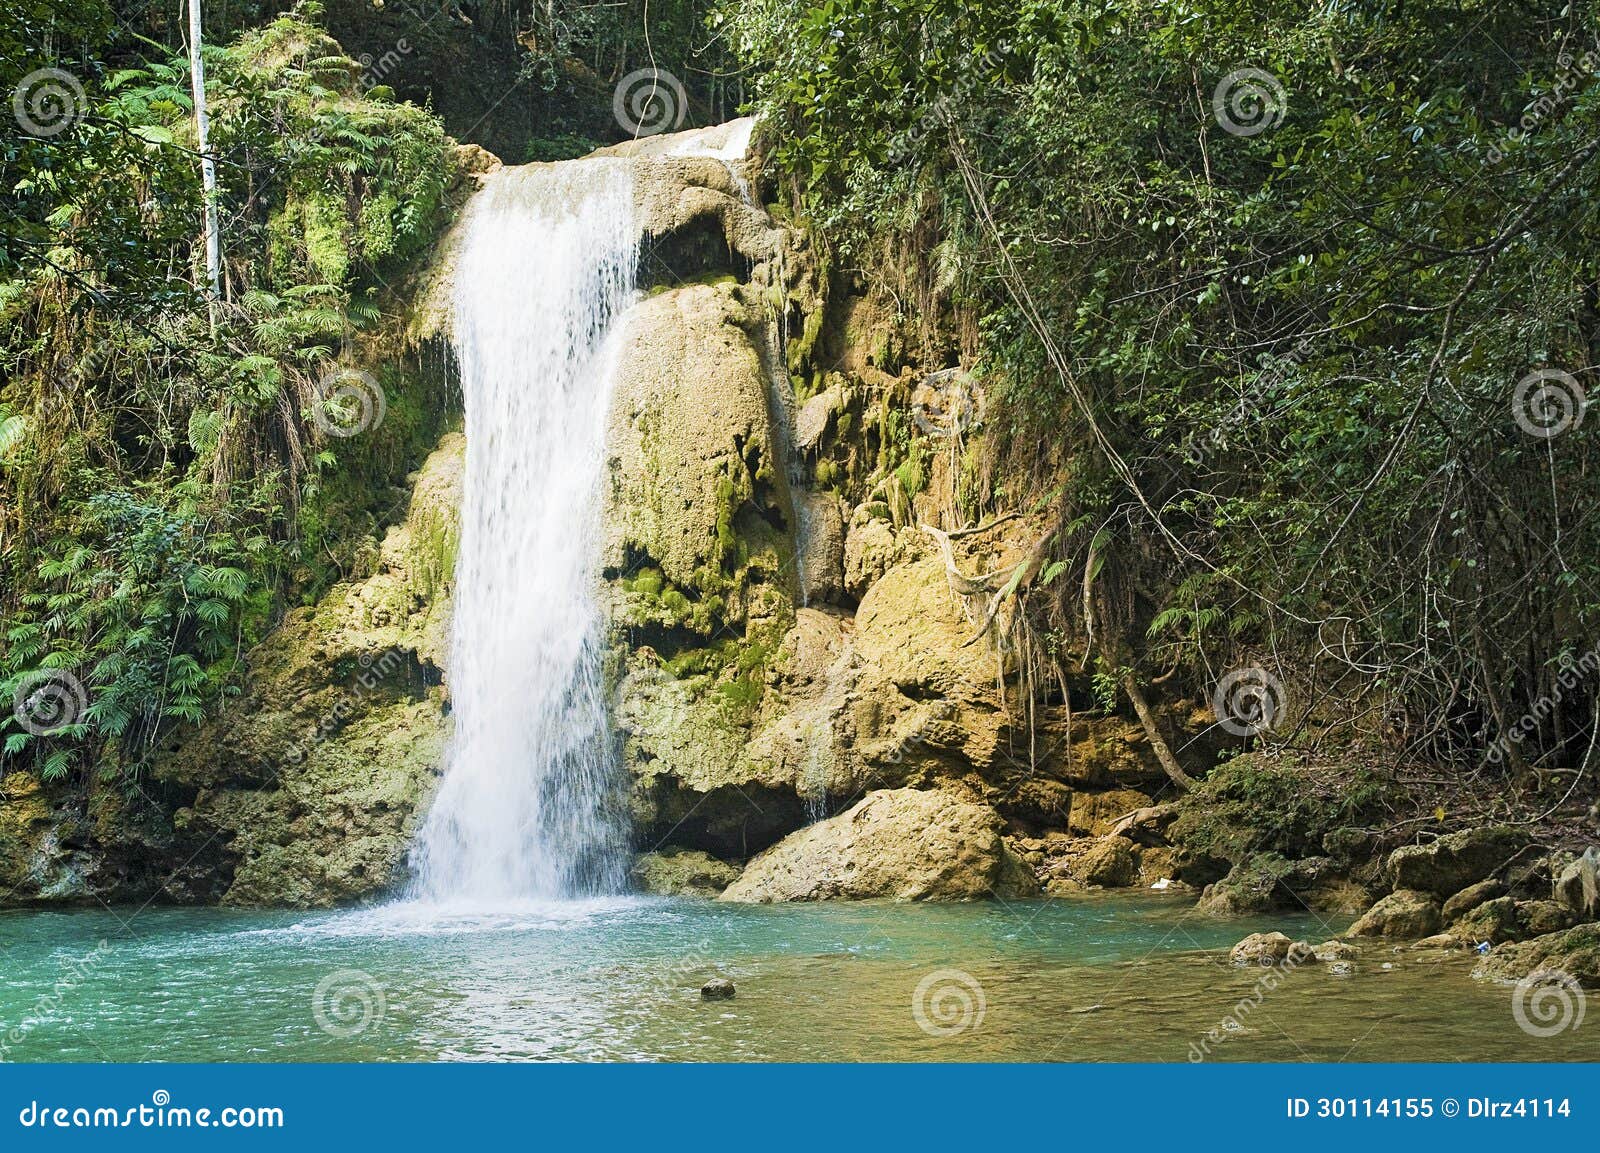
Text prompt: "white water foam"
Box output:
[[409, 159, 638, 904]]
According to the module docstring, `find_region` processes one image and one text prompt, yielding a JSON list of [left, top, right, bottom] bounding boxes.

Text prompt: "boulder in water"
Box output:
[[1349, 889, 1443, 939], [719, 788, 1038, 902], [701, 978, 736, 1000]]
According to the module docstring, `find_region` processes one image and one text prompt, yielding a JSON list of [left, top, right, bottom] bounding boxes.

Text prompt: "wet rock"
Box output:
[[720, 788, 1038, 903], [1386, 826, 1528, 897], [1328, 960, 1356, 976], [148, 433, 464, 907], [701, 978, 736, 1000], [1070, 836, 1141, 888], [842, 509, 925, 601], [1441, 877, 1506, 922], [1228, 932, 1312, 966], [796, 491, 846, 606], [1451, 895, 1575, 944], [1472, 924, 1600, 987], [1312, 940, 1358, 962], [1197, 855, 1290, 916], [1348, 889, 1444, 939], [1555, 847, 1599, 921], [1451, 896, 1519, 943], [1519, 899, 1577, 937], [631, 849, 742, 898]]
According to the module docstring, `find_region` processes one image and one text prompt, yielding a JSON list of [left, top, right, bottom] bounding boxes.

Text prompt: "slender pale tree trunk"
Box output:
[[188, 0, 221, 324]]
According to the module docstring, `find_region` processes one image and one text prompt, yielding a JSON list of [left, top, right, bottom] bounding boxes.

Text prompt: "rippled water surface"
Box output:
[[2, 896, 1593, 1062]]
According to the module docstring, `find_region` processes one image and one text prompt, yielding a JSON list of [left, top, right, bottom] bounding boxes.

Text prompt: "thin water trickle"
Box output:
[[409, 159, 639, 904]]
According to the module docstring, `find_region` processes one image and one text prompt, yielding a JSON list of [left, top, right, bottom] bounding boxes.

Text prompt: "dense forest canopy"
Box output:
[[5, 0, 1600, 808], [725, 0, 1600, 785]]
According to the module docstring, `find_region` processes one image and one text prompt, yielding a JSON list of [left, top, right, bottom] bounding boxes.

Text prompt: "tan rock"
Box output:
[[1349, 889, 1443, 939], [720, 788, 1038, 902]]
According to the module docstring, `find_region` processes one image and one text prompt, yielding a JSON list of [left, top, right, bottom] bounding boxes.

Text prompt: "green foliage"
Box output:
[[725, 0, 1600, 772], [0, 5, 452, 782]]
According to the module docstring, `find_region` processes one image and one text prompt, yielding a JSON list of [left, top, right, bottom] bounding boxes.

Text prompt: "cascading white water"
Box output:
[[410, 158, 638, 905]]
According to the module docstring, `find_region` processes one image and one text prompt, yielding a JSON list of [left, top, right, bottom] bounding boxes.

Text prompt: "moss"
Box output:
[[622, 566, 665, 598], [1171, 754, 1388, 865], [302, 190, 351, 285]]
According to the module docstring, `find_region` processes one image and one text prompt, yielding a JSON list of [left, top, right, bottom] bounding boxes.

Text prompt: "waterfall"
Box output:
[[410, 158, 638, 905]]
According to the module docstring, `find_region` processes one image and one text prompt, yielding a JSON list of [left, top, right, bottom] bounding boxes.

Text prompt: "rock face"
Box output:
[[149, 433, 464, 906], [720, 788, 1038, 903], [1386, 826, 1527, 896], [630, 849, 741, 898], [1349, 889, 1444, 939], [1555, 848, 1600, 920]]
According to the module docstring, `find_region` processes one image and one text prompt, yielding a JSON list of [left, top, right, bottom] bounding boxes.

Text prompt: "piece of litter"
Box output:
[[1150, 877, 1173, 890]]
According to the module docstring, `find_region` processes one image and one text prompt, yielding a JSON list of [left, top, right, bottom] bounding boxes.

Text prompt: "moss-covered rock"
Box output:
[[1349, 889, 1444, 939], [150, 432, 463, 906], [630, 849, 742, 897], [1473, 923, 1600, 986]]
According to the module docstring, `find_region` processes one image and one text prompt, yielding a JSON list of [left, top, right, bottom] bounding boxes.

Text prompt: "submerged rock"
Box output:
[[1348, 889, 1443, 939], [701, 977, 736, 1000], [719, 788, 1038, 903]]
